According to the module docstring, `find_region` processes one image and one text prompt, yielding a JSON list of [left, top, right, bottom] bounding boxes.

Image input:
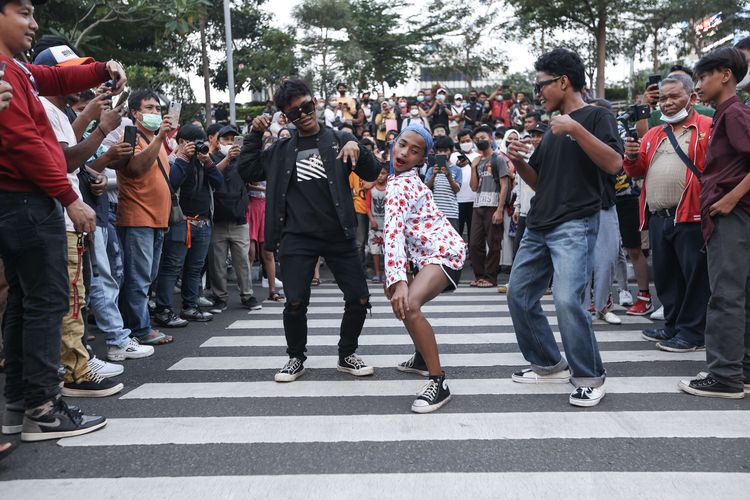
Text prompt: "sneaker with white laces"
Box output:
[[678, 373, 744, 399], [411, 373, 452, 413], [61, 372, 124, 398], [274, 357, 305, 382], [88, 356, 124, 379], [107, 338, 155, 361], [650, 305, 665, 320], [512, 368, 571, 384], [626, 294, 654, 316], [569, 386, 606, 407], [21, 397, 106, 442], [337, 354, 374, 377], [598, 311, 622, 325], [396, 352, 429, 377], [618, 289, 634, 306]]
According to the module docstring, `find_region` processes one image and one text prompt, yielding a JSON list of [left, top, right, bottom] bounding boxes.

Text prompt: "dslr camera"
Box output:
[[192, 140, 209, 155], [617, 104, 651, 139]]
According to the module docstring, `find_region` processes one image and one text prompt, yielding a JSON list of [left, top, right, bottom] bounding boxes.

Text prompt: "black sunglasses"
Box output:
[[534, 76, 563, 96], [284, 98, 316, 122]]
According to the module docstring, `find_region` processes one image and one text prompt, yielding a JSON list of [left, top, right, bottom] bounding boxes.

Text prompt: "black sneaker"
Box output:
[[180, 308, 213, 322], [641, 328, 674, 342], [209, 299, 228, 314], [21, 397, 106, 442], [411, 373, 452, 413], [569, 386, 606, 407], [274, 357, 305, 382], [61, 372, 124, 398], [678, 374, 744, 399], [241, 296, 263, 311], [337, 354, 374, 376], [396, 352, 429, 377], [153, 309, 189, 328]]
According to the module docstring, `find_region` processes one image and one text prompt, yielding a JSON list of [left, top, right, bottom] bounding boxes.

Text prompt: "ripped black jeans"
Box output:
[[278, 232, 370, 361]]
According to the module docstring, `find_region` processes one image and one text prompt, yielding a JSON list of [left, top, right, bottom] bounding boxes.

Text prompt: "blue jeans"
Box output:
[[107, 206, 124, 287], [508, 214, 605, 388], [89, 225, 131, 347], [156, 221, 212, 311], [118, 227, 164, 338], [586, 206, 620, 311]]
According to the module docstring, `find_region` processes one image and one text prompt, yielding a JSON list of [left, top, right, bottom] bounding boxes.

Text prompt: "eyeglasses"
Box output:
[[533, 76, 563, 96], [284, 98, 316, 122]]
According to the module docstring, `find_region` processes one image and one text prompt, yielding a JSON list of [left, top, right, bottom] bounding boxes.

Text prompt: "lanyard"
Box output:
[[12, 59, 39, 97]]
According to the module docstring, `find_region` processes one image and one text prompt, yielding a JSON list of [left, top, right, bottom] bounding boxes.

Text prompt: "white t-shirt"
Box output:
[[451, 151, 479, 203], [41, 97, 81, 233]]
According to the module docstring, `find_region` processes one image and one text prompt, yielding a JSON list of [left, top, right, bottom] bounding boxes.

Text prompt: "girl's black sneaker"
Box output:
[[411, 373, 452, 413]]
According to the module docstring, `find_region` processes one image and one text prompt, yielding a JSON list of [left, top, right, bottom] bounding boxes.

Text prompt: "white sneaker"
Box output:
[[198, 296, 214, 308], [88, 356, 123, 379], [651, 305, 665, 320], [511, 368, 571, 384], [107, 338, 155, 361], [598, 311, 622, 325], [618, 289, 633, 306], [262, 277, 283, 289], [569, 386, 606, 407]]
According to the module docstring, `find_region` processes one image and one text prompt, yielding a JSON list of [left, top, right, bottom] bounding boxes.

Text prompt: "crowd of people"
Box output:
[[1, 0, 749, 458]]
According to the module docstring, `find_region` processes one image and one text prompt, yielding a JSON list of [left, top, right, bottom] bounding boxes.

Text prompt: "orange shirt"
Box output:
[[349, 172, 369, 214], [116, 134, 172, 228]]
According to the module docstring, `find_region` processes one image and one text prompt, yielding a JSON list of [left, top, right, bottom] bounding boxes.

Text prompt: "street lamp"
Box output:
[[223, 0, 236, 124]]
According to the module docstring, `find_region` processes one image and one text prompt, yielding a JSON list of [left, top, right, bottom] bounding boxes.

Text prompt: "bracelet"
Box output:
[[96, 125, 107, 138]]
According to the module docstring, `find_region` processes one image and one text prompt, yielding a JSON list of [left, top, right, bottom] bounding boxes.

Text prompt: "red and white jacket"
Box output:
[[384, 169, 465, 288], [623, 110, 711, 230]]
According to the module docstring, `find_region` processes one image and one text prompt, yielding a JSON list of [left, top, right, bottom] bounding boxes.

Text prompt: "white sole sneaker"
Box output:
[[107, 345, 155, 362], [512, 368, 571, 384], [396, 365, 430, 377], [569, 387, 606, 407], [678, 380, 745, 399], [61, 382, 124, 398], [337, 364, 374, 377], [21, 421, 108, 442], [411, 394, 452, 414], [274, 368, 305, 383]]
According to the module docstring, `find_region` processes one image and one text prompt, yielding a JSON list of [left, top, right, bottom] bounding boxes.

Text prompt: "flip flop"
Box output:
[[469, 280, 479, 287], [138, 330, 174, 345], [268, 292, 286, 303], [477, 280, 495, 288]]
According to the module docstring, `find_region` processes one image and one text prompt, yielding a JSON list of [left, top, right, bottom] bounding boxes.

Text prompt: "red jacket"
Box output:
[[0, 55, 109, 206], [623, 110, 711, 230]]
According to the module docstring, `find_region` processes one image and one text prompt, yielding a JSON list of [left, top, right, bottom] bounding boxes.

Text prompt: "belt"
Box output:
[[188, 217, 210, 227], [652, 207, 677, 218]]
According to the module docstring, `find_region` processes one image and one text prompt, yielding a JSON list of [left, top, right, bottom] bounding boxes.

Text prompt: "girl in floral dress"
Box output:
[[384, 123, 466, 413]]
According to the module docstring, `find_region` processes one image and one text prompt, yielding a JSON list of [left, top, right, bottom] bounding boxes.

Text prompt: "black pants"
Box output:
[[279, 233, 370, 361], [458, 202, 473, 242], [513, 215, 527, 261], [0, 193, 69, 408], [649, 215, 709, 345]]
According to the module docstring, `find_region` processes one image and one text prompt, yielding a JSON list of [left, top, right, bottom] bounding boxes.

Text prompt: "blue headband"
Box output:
[[388, 123, 434, 174]]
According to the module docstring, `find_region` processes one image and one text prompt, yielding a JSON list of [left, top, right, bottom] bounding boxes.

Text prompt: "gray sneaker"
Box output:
[[2, 401, 24, 435], [180, 308, 213, 322], [153, 309, 189, 328], [21, 398, 107, 442]]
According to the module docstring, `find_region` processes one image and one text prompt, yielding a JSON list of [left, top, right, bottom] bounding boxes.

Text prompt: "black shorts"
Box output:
[[441, 265, 462, 292], [616, 197, 641, 249]]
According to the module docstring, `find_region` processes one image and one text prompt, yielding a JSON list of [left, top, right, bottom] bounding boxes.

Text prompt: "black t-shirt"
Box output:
[[178, 159, 212, 218], [464, 102, 483, 126], [527, 105, 623, 231], [431, 104, 450, 129], [283, 132, 341, 237], [602, 174, 616, 209]]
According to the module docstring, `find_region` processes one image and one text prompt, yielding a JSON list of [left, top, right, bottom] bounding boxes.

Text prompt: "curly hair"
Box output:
[[534, 48, 587, 92]]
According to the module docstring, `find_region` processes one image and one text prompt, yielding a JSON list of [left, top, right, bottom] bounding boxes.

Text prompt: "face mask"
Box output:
[[738, 70, 750, 89], [219, 144, 232, 156], [436, 94, 446, 102], [455, 100, 463, 105], [470, 96, 477, 102], [661, 107, 689, 124], [416, 95, 424, 103], [410, 109, 419, 117], [460, 142, 474, 152], [167, 139, 178, 151], [476, 140, 490, 151], [496, 96, 503, 101], [389, 100, 396, 107], [140, 113, 162, 132]]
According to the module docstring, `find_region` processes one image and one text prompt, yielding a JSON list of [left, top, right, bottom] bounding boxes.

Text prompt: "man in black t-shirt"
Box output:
[[239, 79, 381, 383], [505, 49, 624, 408]]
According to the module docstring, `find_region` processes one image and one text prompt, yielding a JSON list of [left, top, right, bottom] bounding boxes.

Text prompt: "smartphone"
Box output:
[[168, 101, 182, 127], [123, 125, 137, 149], [458, 154, 470, 164], [233, 135, 244, 148], [114, 90, 129, 109], [647, 74, 662, 88], [435, 154, 448, 168], [0, 61, 6, 79]]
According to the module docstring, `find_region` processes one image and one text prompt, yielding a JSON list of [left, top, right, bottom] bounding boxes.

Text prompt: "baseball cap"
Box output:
[[531, 123, 549, 135], [454, 93, 463, 100], [33, 45, 94, 67], [218, 125, 239, 139]]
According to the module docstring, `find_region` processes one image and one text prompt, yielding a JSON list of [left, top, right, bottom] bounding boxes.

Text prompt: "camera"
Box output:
[[192, 140, 209, 155], [617, 104, 651, 139]]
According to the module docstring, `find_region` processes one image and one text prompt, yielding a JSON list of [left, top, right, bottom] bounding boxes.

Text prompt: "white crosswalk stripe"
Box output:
[[12, 284, 744, 496]]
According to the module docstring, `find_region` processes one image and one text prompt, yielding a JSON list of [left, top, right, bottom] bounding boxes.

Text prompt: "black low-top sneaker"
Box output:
[[153, 309, 189, 328], [337, 354, 374, 376], [21, 398, 106, 442], [209, 300, 228, 314], [569, 386, 606, 407], [678, 374, 744, 399], [241, 296, 263, 311], [274, 357, 305, 382], [396, 352, 429, 377], [180, 308, 213, 322], [411, 373, 452, 413], [61, 372, 124, 398]]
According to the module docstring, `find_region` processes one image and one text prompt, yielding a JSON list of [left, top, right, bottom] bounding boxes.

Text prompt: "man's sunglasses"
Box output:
[[284, 98, 316, 122], [534, 76, 562, 96]]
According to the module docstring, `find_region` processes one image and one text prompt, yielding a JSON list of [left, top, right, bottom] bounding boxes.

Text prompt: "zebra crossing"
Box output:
[[4, 283, 749, 499]]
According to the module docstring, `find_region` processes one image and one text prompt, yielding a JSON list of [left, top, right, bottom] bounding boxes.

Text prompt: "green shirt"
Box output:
[[647, 104, 715, 128]]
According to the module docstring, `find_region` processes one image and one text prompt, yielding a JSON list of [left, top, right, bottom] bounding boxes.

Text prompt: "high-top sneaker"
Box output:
[[21, 397, 107, 442], [2, 401, 24, 435], [627, 292, 654, 316], [411, 373, 452, 413], [397, 352, 429, 377]]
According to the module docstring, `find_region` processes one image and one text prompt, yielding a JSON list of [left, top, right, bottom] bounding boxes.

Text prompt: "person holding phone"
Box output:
[[424, 136, 462, 231]]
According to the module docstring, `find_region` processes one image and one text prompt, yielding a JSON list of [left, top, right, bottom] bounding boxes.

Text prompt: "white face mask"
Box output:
[[661, 107, 689, 124], [167, 139, 178, 151], [738, 70, 750, 90], [410, 109, 419, 117], [459, 142, 474, 152], [219, 144, 232, 156]]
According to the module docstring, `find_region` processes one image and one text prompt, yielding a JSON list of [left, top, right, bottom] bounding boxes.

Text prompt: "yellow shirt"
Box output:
[[349, 172, 368, 214]]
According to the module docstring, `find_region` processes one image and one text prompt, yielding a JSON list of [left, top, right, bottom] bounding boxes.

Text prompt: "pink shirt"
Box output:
[[384, 169, 465, 287]]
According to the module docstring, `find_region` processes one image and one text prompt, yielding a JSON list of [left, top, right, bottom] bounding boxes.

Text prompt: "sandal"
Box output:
[[311, 278, 320, 287], [476, 280, 495, 288], [268, 292, 286, 303], [138, 330, 174, 345], [469, 280, 479, 287]]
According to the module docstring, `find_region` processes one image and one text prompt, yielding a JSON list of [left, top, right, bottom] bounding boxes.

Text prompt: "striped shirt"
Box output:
[[424, 164, 462, 219]]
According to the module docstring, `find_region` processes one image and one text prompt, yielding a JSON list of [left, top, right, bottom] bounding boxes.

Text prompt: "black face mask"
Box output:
[[476, 140, 490, 151], [470, 96, 477, 102]]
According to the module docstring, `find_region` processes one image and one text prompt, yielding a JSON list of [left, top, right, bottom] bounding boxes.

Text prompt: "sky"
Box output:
[[188, 0, 644, 103]]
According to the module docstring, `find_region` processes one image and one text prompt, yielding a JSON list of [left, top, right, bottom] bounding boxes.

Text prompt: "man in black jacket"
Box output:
[[238, 79, 381, 382]]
